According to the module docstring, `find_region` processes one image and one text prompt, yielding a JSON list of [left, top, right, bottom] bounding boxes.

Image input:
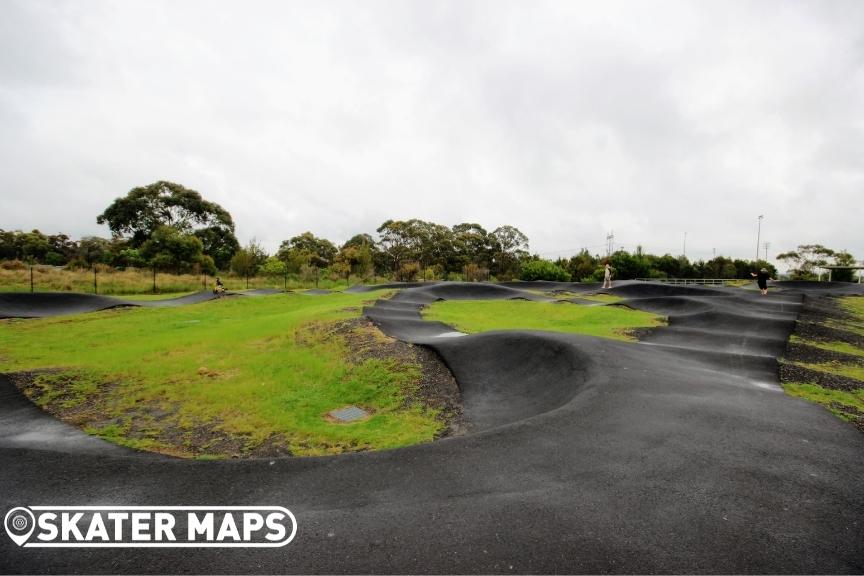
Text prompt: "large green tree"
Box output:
[[490, 225, 529, 279], [97, 181, 238, 268], [277, 232, 337, 272], [140, 225, 215, 274]]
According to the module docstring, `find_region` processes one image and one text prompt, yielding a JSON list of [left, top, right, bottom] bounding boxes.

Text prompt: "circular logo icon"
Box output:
[[4, 507, 35, 546]]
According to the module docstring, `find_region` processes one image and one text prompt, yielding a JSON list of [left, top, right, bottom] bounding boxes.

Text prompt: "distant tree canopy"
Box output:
[[371, 219, 529, 280], [0, 229, 78, 265], [777, 244, 857, 281], [13, 213, 858, 285], [276, 232, 338, 273], [96, 181, 239, 269]]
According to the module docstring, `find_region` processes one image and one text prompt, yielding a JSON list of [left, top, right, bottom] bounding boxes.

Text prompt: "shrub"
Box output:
[[520, 259, 571, 282], [1, 259, 27, 270], [396, 262, 420, 282], [465, 263, 489, 282]]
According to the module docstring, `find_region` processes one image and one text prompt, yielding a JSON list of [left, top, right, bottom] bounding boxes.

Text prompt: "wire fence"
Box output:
[[0, 265, 370, 295]]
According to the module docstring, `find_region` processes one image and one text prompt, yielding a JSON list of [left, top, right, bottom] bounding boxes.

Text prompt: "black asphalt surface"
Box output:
[[1, 281, 863, 573]]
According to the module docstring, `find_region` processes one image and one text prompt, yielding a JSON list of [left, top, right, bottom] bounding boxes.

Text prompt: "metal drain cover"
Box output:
[[329, 405, 369, 422]]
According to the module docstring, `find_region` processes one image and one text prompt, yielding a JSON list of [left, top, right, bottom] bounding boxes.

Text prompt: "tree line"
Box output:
[[1, 181, 857, 283]]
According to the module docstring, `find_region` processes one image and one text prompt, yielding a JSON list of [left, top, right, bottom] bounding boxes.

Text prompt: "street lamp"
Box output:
[[756, 215, 763, 262]]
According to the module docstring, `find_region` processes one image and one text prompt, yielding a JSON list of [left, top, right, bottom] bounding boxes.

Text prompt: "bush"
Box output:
[[520, 259, 571, 282], [1, 259, 27, 270], [465, 263, 489, 282], [396, 262, 420, 282]]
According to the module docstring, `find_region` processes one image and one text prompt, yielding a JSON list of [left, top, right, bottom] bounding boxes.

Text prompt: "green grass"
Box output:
[[423, 299, 664, 341], [121, 292, 197, 301], [579, 294, 623, 304], [783, 382, 864, 423], [0, 291, 443, 457], [835, 296, 864, 335]]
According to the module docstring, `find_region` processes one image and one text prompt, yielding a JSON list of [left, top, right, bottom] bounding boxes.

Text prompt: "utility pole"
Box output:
[[763, 241, 770, 262], [605, 231, 615, 258], [756, 215, 763, 262]]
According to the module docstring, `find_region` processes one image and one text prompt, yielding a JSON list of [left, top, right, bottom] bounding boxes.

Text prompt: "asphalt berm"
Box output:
[[1, 280, 863, 573]]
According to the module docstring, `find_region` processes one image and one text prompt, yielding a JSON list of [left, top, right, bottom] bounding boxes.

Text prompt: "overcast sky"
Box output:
[[1, 0, 862, 267]]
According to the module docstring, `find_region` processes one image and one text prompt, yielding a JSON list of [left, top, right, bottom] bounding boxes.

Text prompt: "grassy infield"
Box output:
[[0, 290, 659, 457], [1, 286, 860, 458]]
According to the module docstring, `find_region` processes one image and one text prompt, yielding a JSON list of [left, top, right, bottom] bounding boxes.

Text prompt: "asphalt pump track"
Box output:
[[1, 281, 863, 573]]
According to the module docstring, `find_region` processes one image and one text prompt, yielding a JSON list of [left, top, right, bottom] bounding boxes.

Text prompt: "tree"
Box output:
[[776, 244, 835, 279], [830, 251, 856, 282], [260, 256, 288, 278], [490, 225, 529, 279], [231, 238, 268, 278], [341, 234, 380, 276], [77, 236, 113, 267], [376, 220, 422, 274], [97, 180, 239, 268], [520, 259, 570, 282], [277, 232, 337, 272], [140, 225, 215, 274], [452, 223, 492, 271], [335, 244, 373, 280], [609, 250, 650, 280], [194, 226, 240, 271]]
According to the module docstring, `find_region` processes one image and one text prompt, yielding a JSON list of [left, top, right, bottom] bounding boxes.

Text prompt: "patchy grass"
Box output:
[[782, 295, 864, 431], [0, 291, 447, 457], [796, 361, 864, 382], [783, 382, 864, 429], [789, 335, 864, 359], [423, 299, 664, 341], [835, 296, 864, 335]]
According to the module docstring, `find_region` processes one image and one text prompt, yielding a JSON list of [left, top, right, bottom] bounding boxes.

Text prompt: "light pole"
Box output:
[[756, 215, 763, 262]]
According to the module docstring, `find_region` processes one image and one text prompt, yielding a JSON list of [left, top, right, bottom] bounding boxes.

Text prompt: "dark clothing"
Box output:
[[756, 271, 770, 289]]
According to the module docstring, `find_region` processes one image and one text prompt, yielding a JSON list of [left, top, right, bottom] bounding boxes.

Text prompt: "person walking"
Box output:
[[602, 263, 613, 289], [750, 268, 773, 296]]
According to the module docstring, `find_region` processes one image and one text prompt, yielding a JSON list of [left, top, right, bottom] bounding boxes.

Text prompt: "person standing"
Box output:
[[750, 267, 772, 296], [602, 263, 613, 289]]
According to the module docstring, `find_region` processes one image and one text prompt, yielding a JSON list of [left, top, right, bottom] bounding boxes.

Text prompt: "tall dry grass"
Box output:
[[0, 262, 360, 294]]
